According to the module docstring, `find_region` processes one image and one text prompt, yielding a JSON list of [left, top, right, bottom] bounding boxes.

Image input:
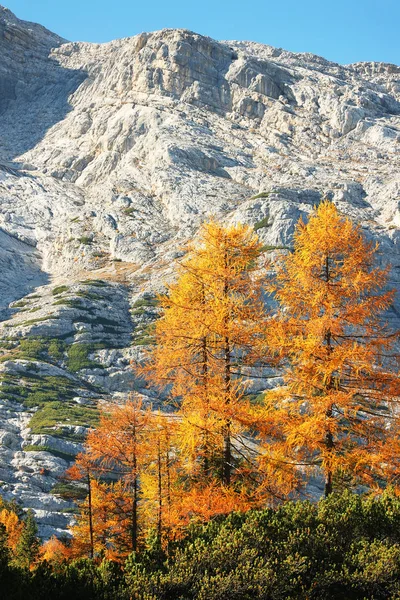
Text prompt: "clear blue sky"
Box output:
[[3, 0, 400, 65]]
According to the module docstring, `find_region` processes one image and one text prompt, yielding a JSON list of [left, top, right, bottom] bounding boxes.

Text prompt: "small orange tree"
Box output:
[[264, 200, 400, 496], [70, 479, 132, 560], [82, 396, 153, 553], [65, 452, 96, 558], [140, 412, 183, 547]]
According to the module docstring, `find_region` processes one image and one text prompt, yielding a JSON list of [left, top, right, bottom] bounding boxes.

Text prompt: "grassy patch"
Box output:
[[12, 300, 29, 308], [19, 316, 56, 327], [80, 280, 108, 287], [52, 285, 69, 296], [76, 291, 102, 301], [123, 207, 137, 216], [47, 339, 66, 361], [23, 444, 77, 462], [29, 401, 99, 435], [261, 244, 292, 252], [132, 296, 158, 309], [78, 236, 93, 245], [53, 298, 90, 310], [0, 373, 76, 408], [51, 481, 87, 501], [250, 191, 272, 200], [19, 338, 47, 360], [12, 338, 66, 362], [132, 322, 156, 346]]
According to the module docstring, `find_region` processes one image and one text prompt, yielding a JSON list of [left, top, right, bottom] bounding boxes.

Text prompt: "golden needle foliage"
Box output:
[[263, 200, 400, 495], [66, 206, 400, 561], [146, 220, 272, 501]]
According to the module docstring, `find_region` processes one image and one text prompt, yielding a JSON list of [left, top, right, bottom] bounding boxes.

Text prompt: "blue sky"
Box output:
[[3, 0, 400, 65]]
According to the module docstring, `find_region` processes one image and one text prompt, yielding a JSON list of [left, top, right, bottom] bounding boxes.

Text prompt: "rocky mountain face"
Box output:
[[0, 5, 399, 538]]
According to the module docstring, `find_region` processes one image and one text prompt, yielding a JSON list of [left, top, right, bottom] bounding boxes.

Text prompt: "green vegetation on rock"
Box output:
[[67, 343, 102, 372], [28, 401, 99, 436], [52, 286, 69, 296]]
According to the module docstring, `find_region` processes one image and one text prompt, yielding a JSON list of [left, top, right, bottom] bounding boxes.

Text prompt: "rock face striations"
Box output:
[[0, 6, 399, 537]]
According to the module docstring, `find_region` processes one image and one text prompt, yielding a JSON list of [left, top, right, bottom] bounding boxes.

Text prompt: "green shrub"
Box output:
[[52, 286, 69, 296], [29, 401, 99, 435], [19, 338, 47, 359], [47, 339, 66, 361], [67, 344, 102, 372]]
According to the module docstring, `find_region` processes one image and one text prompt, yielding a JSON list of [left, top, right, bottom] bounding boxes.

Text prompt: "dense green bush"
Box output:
[[4, 492, 400, 599], [67, 344, 101, 372]]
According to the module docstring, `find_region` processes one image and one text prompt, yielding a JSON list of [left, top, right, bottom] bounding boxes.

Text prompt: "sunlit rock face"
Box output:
[[0, 5, 399, 537]]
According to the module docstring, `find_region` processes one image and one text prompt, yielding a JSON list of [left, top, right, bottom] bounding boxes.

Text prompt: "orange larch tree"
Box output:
[[263, 200, 400, 496], [65, 452, 95, 558], [145, 221, 275, 509], [82, 396, 153, 553], [70, 479, 132, 560], [140, 412, 183, 547]]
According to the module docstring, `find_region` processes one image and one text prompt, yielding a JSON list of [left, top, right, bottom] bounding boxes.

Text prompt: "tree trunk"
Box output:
[[222, 249, 232, 487], [201, 336, 210, 476], [223, 333, 232, 486], [324, 256, 335, 496], [132, 418, 138, 553], [132, 472, 138, 552], [157, 439, 162, 544], [87, 471, 94, 559], [324, 422, 334, 497]]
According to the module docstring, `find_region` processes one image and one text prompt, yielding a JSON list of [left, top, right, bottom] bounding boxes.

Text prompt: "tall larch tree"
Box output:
[[146, 221, 272, 501], [65, 452, 95, 558], [263, 200, 400, 496]]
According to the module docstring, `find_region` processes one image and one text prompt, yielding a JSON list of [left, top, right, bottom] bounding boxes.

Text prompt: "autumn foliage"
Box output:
[[6, 202, 399, 567], [262, 200, 400, 495], [145, 221, 272, 502]]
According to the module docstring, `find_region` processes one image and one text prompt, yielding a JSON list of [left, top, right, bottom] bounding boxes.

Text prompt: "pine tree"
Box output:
[[263, 200, 400, 495], [15, 509, 40, 569]]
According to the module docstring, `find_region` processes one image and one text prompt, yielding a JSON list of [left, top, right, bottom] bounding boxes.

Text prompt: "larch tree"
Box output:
[[65, 452, 95, 558], [0, 508, 22, 555], [140, 412, 182, 547], [70, 479, 132, 560], [146, 220, 273, 502], [82, 396, 153, 553], [263, 200, 400, 496]]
